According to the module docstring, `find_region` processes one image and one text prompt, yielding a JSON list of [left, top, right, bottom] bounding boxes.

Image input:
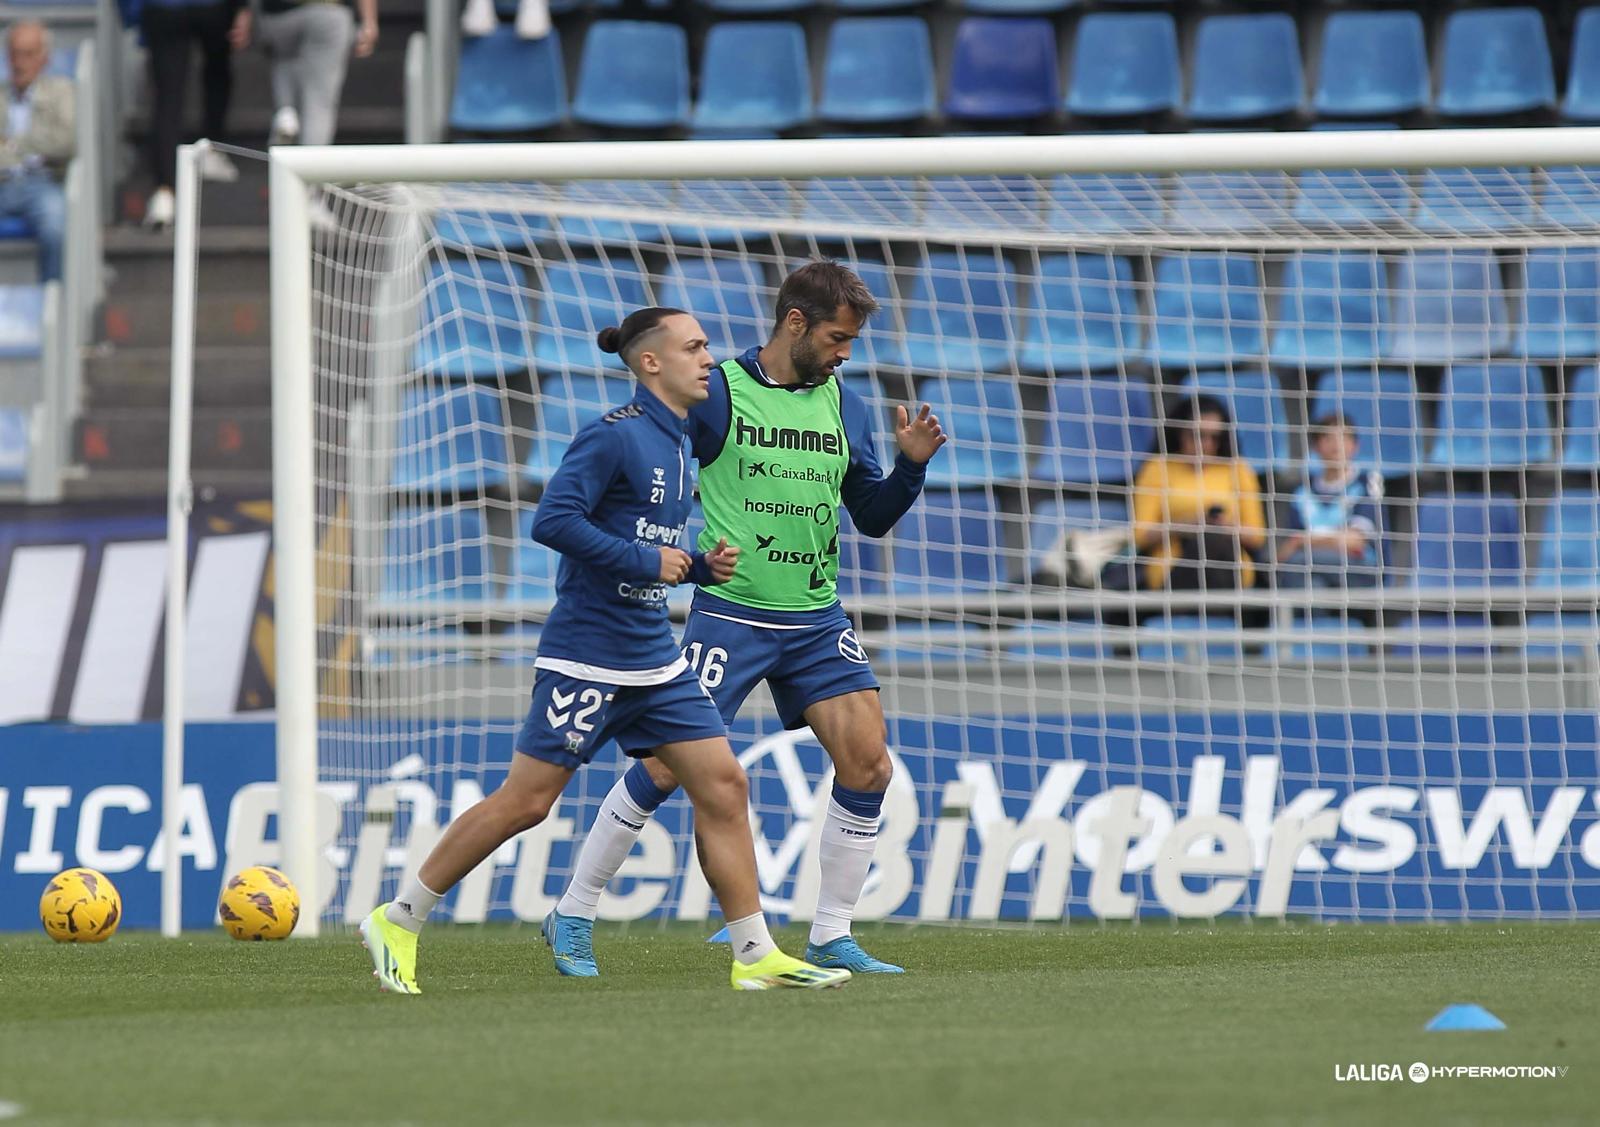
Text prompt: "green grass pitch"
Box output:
[[0, 922, 1595, 1125]]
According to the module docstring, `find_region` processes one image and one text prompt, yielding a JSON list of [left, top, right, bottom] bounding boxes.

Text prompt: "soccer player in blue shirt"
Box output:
[[545, 261, 946, 977], [360, 307, 850, 993]]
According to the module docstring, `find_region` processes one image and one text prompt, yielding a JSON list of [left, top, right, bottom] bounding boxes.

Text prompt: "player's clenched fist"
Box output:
[[704, 537, 740, 584], [658, 547, 693, 584]]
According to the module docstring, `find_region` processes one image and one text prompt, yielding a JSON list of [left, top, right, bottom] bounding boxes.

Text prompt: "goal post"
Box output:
[[268, 129, 1600, 933]]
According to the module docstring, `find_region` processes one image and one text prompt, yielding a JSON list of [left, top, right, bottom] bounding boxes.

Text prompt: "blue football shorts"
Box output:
[[514, 664, 726, 770], [679, 603, 880, 731]]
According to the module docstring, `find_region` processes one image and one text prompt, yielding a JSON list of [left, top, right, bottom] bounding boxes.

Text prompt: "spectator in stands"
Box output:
[[1130, 395, 1267, 591], [259, 0, 379, 149], [1276, 414, 1383, 588], [143, 0, 251, 228], [0, 21, 73, 282]]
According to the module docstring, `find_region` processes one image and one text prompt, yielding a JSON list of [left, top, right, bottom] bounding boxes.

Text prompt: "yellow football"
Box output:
[[39, 867, 122, 943], [219, 866, 301, 941]]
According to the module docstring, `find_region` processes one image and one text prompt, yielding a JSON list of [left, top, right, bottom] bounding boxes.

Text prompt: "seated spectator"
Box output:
[[1130, 395, 1267, 591], [1276, 414, 1383, 588], [0, 22, 72, 282]]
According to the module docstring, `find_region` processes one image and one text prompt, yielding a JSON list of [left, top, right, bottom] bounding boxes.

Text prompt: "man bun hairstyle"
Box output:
[[774, 259, 879, 333], [595, 306, 689, 365]]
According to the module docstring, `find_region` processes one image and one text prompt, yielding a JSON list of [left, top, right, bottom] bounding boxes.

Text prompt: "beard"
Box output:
[[790, 334, 833, 388]]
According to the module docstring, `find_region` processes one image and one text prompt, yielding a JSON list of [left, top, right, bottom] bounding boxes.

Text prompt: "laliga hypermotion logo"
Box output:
[[736, 726, 918, 919]]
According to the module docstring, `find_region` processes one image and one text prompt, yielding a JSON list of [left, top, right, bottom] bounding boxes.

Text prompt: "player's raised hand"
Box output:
[[896, 402, 948, 464], [658, 546, 693, 585], [704, 537, 740, 584]]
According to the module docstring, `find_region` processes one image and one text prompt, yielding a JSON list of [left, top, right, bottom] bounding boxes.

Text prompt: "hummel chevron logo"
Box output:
[[756, 534, 777, 551], [545, 686, 576, 728]]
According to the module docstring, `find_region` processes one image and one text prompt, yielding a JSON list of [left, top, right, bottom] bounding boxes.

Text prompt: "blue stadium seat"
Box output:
[[1515, 248, 1600, 360], [1429, 363, 1555, 468], [657, 257, 771, 359], [919, 175, 1038, 232], [1270, 251, 1388, 367], [0, 407, 24, 482], [891, 488, 1011, 597], [0, 285, 41, 357], [1046, 172, 1163, 235], [1310, 369, 1422, 476], [836, 509, 885, 598], [450, 26, 565, 133], [1171, 171, 1292, 235], [1415, 167, 1537, 233], [1386, 250, 1510, 363], [1564, 8, 1600, 121], [1314, 11, 1428, 118], [506, 509, 559, 607], [1149, 253, 1265, 368], [1187, 13, 1303, 122], [693, 23, 811, 133], [833, 0, 923, 11], [886, 249, 1019, 374], [1267, 616, 1373, 662], [524, 372, 635, 484], [1564, 366, 1600, 468], [1293, 123, 1409, 227], [915, 374, 1025, 487], [1003, 622, 1112, 662], [699, 0, 808, 11], [1540, 167, 1600, 227], [1180, 371, 1292, 473], [943, 17, 1059, 121], [0, 216, 31, 240], [572, 21, 689, 129], [671, 179, 795, 244], [1138, 616, 1242, 662], [1030, 376, 1157, 485], [414, 259, 531, 379], [1066, 13, 1180, 118], [963, 0, 1073, 12], [434, 205, 549, 252], [392, 384, 511, 493], [1532, 492, 1600, 588], [555, 180, 672, 246], [800, 176, 914, 233], [531, 254, 651, 376], [381, 506, 489, 604], [1025, 497, 1130, 579], [1436, 7, 1556, 118], [818, 18, 934, 124], [1413, 494, 1522, 588], [1019, 252, 1139, 374]]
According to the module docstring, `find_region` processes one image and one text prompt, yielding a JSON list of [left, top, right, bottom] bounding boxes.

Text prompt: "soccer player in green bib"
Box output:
[[544, 260, 946, 975]]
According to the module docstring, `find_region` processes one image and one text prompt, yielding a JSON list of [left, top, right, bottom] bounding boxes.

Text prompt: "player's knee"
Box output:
[[504, 790, 555, 834], [858, 751, 893, 793], [644, 756, 680, 794], [705, 759, 749, 818]]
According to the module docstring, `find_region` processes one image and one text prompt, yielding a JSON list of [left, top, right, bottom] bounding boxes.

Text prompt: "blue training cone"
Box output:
[[1426, 1004, 1506, 1031], [706, 926, 730, 944]]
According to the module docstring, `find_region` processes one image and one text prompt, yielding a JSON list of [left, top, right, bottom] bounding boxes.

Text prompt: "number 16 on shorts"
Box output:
[[684, 642, 728, 689]]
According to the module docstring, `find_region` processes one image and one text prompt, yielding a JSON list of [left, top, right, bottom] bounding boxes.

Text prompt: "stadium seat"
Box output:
[[434, 205, 549, 252], [1066, 13, 1180, 118], [0, 285, 41, 357], [693, 23, 811, 133], [450, 26, 565, 133], [1187, 13, 1303, 122], [1313, 11, 1428, 118], [671, 179, 795, 244], [915, 374, 1025, 487], [1029, 376, 1157, 485], [1148, 253, 1266, 368], [1436, 7, 1556, 118], [699, 0, 808, 11], [833, 0, 923, 11], [0, 216, 30, 240], [555, 180, 672, 246], [1564, 8, 1600, 121], [800, 176, 915, 233], [943, 18, 1059, 121], [886, 249, 1019, 375], [392, 384, 512, 493], [1270, 251, 1388, 367], [1046, 172, 1164, 235], [1415, 167, 1537, 234], [1531, 492, 1600, 588], [919, 175, 1038, 232], [1267, 616, 1373, 662], [1310, 369, 1423, 476], [0, 406, 24, 483], [657, 256, 771, 359], [1171, 170, 1293, 235], [1515, 248, 1600, 361], [531, 254, 651, 376], [1564, 366, 1600, 468], [1540, 166, 1600, 227], [891, 487, 1012, 597], [1002, 621, 1111, 662], [1293, 124, 1409, 227], [1019, 252, 1140, 374], [1412, 493, 1522, 588], [414, 259, 531, 379], [962, 0, 1073, 12], [837, 510, 886, 598], [818, 17, 934, 125], [1386, 250, 1510, 362], [380, 506, 489, 604], [1137, 616, 1242, 662], [524, 372, 634, 484], [506, 509, 560, 607], [1025, 496, 1130, 580], [1428, 363, 1555, 468], [1180, 370, 1292, 474], [572, 21, 690, 129]]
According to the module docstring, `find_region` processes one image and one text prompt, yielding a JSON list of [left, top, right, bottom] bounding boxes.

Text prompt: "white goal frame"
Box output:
[[265, 129, 1600, 936]]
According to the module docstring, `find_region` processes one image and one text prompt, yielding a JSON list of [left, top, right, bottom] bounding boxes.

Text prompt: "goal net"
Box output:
[[269, 134, 1600, 934]]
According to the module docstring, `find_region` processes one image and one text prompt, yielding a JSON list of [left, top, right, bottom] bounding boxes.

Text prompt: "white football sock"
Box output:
[[556, 776, 652, 921], [808, 799, 880, 947], [726, 912, 778, 965], [385, 875, 442, 934]]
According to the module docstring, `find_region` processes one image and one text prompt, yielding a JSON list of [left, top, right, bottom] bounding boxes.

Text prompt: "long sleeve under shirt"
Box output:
[[686, 346, 926, 624], [529, 384, 711, 682]]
